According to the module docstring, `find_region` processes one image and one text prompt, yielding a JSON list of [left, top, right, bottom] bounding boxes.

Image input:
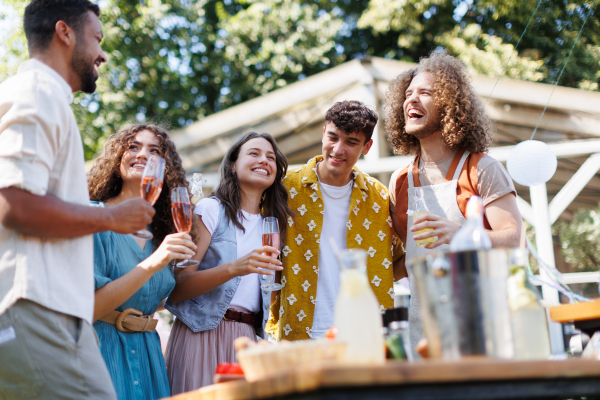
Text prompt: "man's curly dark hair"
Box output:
[[385, 51, 493, 155], [325, 100, 378, 142]]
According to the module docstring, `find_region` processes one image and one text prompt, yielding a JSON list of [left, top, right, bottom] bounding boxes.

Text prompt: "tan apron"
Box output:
[[406, 151, 470, 350]]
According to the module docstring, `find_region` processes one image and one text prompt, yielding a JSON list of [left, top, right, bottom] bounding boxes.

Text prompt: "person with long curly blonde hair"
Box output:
[[385, 51, 522, 350], [87, 123, 197, 400]]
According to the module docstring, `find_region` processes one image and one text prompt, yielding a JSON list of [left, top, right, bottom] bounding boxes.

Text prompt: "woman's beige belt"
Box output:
[[98, 308, 158, 333]]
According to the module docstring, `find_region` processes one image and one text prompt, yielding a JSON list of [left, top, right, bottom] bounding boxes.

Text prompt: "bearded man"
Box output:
[[386, 51, 522, 349], [0, 1, 154, 398]]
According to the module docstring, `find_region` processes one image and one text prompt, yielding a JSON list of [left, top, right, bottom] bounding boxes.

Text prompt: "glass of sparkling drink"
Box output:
[[170, 187, 199, 268], [131, 155, 165, 240], [413, 188, 435, 247], [261, 217, 282, 291]]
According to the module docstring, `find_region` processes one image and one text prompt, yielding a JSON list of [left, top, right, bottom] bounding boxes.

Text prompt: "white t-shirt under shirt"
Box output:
[[194, 198, 262, 313], [311, 177, 353, 339]]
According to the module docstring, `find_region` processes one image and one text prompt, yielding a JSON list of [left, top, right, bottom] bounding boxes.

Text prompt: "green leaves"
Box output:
[[1, 0, 598, 161], [358, 0, 449, 49], [437, 24, 547, 81], [218, 0, 343, 99], [554, 206, 600, 272], [358, 0, 600, 88]]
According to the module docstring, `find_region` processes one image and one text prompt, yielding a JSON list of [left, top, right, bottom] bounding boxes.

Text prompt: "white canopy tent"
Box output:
[[173, 57, 600, 353]]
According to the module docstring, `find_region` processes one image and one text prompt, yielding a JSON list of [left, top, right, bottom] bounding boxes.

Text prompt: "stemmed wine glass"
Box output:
[[190, 173, 207, 205], [261, 217, 282, 291], [131, 155, 165, 240], [171, 187, 199, 268]]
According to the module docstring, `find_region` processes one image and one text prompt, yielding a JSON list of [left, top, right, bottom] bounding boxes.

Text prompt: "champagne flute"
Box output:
[[131, 155, 165, 240], [170, 187, 200, 268], [261, 217, 282, 291]]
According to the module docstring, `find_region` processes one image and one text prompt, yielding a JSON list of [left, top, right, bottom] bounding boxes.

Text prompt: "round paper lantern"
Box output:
[[506, 140, 557, 187]]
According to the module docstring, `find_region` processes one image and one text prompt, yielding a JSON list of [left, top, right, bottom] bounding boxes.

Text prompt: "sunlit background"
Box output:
[[1, 0, 600, 300]]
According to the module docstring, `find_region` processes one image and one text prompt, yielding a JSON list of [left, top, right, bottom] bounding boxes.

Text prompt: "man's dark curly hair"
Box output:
[[325, 100, 378, 142], [385, 51, 493, 155]]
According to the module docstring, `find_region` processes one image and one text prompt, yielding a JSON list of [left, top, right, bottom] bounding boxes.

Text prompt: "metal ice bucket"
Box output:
[[407, 249, 514, 360]]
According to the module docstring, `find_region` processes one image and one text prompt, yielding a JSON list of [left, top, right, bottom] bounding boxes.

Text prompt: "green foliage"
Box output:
[[436, 24, 547, 81], [554, 205, 600, 272], [359, 0, 600, 87], [525, 222, 540, 274], [219, 0, 343, 103], [0, 0, 27, 81], [75, 0, 215, 158], [358, 0, 453, 50], [1, 0, 599, 160]]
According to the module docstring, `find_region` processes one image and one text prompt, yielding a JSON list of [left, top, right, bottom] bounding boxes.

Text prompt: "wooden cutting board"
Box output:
[[549, 299, 600, 323], [164, 358, 600, 400]]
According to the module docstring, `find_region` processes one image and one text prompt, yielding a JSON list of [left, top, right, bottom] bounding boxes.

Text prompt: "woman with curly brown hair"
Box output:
[[88, 123, 197, 400], [385, 51, 522, 350], [164, 132, 293, 393]]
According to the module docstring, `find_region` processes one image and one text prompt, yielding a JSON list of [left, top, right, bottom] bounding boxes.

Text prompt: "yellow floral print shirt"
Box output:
[[265, 156, 404, 340]]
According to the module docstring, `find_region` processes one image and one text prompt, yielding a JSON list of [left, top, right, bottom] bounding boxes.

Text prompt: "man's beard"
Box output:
[[405, 117, 441, 140], [71, 43, 97, 94]]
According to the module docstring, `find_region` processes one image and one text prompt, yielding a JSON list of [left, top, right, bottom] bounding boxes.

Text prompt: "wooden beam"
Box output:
[[173, 60, 373, 150], [530, 183, 564, 353], [549, 153, 600, 224], [485, 102, 600, 136], [366, 57, 600, 114], [494, 123, 571, 144], [516, 196, 535, 226], [287, 144, 324, 165], [179, 83, 377, 171], [286, 140, 600, 178], [561, 271, 600, 284], [277, 127, 324, 157]]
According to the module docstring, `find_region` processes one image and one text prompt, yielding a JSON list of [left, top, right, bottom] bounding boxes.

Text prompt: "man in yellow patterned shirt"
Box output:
[[266, 101, 405, 341]]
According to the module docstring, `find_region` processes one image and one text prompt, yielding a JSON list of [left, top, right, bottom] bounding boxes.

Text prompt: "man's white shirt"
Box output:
[[0, 59, 94, 323]]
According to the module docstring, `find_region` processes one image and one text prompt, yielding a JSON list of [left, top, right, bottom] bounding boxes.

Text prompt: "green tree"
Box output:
[[358, 0, 600, 89], [217, 0, 343, 106], [0, 0, 28, 81], [1, 0, 225, 158], [76, 0, 217, 158], [2, 0, 599, 160], [0, 0, 346, 159], [554, 206, 600, 272], [436, 23, 547, 81]]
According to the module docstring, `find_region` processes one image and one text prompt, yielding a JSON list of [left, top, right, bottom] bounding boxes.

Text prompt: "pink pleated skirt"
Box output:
[[165, 318, 257, 395]]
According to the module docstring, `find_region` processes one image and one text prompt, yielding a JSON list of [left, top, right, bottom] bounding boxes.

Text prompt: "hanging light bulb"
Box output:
[[506, 140, 557, 187]]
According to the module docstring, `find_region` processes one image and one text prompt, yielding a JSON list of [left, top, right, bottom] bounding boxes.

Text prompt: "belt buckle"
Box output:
[[115, 308, 143, 333], [223, 309, 243, 323]]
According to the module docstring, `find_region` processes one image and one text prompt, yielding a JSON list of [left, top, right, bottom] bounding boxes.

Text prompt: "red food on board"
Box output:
[[325, 326, 337, 340], [215, 362, 244, 375], [227, 363, 244, 375]]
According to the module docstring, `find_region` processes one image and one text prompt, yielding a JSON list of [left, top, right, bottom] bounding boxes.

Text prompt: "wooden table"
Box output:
[[166, 358, 600, 400]]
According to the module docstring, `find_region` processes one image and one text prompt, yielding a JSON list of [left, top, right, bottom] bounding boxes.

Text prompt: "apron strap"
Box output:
[[445, 149, 470, 181], [453, 150, 471, 181], [408, 154, 421, 188]]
